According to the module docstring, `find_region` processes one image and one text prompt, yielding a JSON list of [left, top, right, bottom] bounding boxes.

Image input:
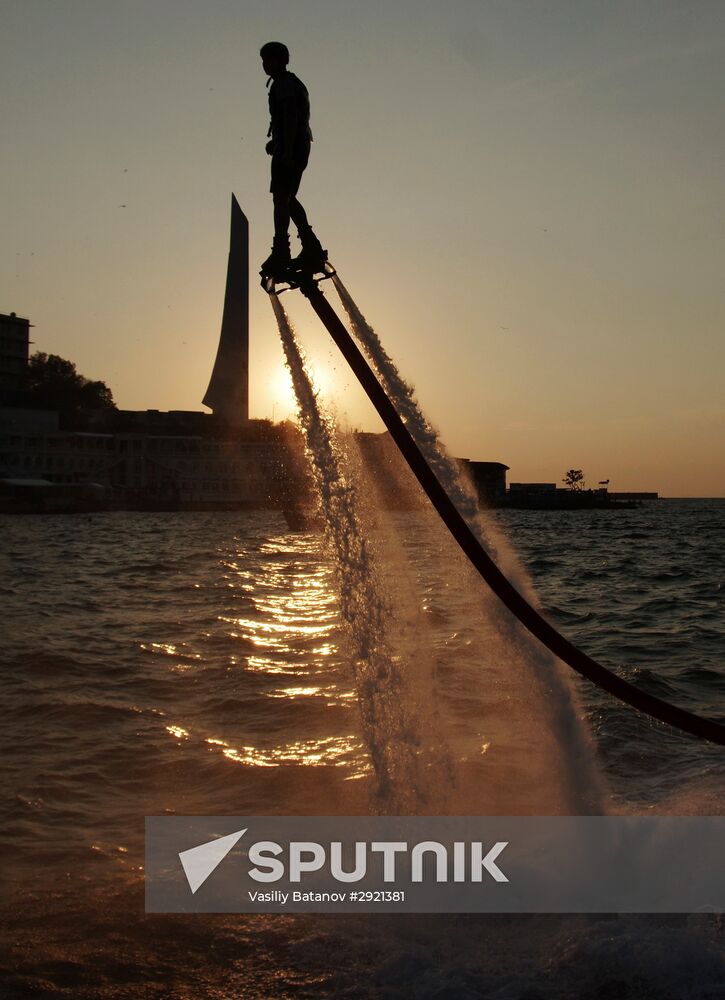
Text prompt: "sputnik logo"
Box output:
[[179, 829, 509, 892], [179, 828, 247, 894]]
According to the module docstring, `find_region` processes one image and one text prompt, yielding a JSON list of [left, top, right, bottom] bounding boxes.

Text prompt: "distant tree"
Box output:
[[563, 468, 586, 491], [27, 352, 116, 424]]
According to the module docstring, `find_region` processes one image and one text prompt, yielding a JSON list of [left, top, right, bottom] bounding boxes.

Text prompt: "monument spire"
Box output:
[[203, 194, 249, 425]]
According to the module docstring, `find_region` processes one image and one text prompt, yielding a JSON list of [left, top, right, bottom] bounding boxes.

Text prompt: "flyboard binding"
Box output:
[[260, 256, 336, 295]]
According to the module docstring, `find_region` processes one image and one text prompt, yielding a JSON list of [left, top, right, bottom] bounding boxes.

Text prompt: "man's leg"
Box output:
[[289, 197, 326, 267], [273, 191, 292, 242], [289, 198, 309, 233], [261, 188, 293, 276]]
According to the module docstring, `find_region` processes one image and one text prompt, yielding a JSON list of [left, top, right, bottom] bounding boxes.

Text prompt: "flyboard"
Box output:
[[262, 260, 725, 748]]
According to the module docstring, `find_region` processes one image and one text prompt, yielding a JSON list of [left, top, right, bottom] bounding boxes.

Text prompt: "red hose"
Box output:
[[291, 278, 725, 747]]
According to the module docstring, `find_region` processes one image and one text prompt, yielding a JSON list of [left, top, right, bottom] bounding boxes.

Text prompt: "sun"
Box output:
[[270, 363, 333, 421]]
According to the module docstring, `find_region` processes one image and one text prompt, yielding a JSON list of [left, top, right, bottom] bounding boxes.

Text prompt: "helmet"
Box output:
[[260, 41, 289, 65]]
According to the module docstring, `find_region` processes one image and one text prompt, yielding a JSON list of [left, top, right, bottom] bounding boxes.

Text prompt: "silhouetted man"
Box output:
[[259, 41, 326, 279]]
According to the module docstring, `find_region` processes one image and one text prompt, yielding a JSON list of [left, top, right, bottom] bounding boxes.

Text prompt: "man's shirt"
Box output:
[[268, 71, 313, 153]]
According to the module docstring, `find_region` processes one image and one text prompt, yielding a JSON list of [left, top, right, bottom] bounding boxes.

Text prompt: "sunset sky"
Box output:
[[2, 0, 724, 496]]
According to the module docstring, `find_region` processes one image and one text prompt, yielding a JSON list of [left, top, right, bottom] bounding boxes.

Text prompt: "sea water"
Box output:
[[1, 490, 724, 997]]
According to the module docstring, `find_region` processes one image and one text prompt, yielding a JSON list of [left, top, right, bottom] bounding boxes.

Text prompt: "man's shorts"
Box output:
[[270, 143, 310, 197]]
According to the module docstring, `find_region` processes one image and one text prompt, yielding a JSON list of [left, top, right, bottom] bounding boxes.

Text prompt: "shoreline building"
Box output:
[[459, 459, 509, 505], [0, 312, 31, 397], [0, 407, 300, 510]]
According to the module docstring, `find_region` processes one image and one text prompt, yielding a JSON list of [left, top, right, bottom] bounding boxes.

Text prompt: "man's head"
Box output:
[[260, 41, 289, 79]]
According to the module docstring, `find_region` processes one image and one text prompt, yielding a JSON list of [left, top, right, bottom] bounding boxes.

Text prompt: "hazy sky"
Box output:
[[2, 0, 724, 495]]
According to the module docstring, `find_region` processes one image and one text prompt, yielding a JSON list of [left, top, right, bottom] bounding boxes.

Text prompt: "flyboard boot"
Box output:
[[260, 235, 291, 280], [291, 226, 328, 273]]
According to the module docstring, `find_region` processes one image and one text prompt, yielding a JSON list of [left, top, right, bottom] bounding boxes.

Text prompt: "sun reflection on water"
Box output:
[[158, 530, 366, 775], [165, 724, 189, 740], [204, 734, 367, 772]]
